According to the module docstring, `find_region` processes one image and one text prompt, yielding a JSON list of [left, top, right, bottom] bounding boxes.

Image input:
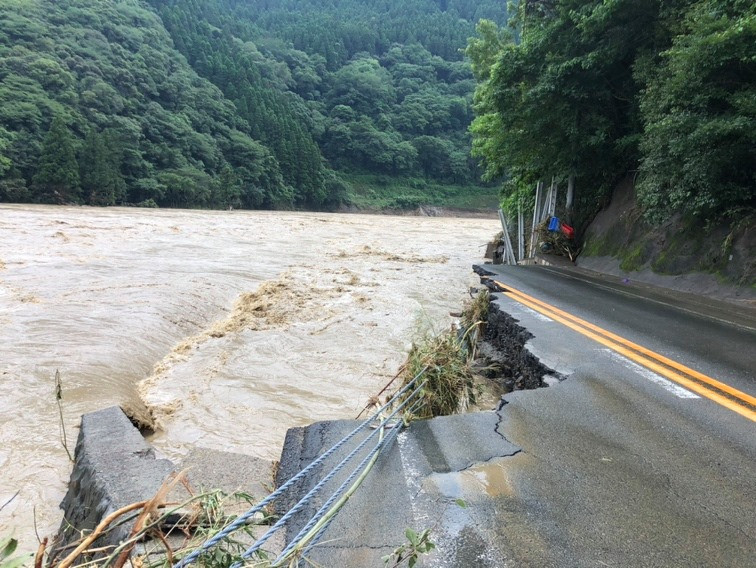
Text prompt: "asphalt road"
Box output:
[[474, 264, 755, 567], [279, 264, 756, 567]]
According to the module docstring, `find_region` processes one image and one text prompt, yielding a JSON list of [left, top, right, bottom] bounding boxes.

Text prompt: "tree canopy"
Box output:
[[0, 0, 508, 209], [0, 0, 289, 208], [467, 0, 755, 224]]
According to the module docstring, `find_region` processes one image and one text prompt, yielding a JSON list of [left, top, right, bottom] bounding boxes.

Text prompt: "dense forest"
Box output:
[[0, 0, 505, 209], [2, 0, 752, 220], [468, 0, 755, 225]]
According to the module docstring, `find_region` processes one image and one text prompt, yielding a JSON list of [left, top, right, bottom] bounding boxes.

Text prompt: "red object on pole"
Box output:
[[561, 223, 575, 239]]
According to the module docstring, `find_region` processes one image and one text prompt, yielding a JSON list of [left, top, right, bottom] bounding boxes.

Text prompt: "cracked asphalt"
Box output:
[[276, 264, 755, 567]]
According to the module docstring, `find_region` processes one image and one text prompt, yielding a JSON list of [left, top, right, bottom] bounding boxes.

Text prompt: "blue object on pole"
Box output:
[[547, 216, 560, 232]]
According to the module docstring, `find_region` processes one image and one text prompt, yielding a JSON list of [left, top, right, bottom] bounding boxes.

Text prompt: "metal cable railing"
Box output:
[[269, 399, 423, 566], [173, 367, 427, 568], [295, 402, 417, 564], [233, 382, 426, 566]]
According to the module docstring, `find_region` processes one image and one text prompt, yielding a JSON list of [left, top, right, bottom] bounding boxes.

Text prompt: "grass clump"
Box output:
[[461, 289, 490, 339], [398, 331, 476, 420], [395, 290, 490, 420]]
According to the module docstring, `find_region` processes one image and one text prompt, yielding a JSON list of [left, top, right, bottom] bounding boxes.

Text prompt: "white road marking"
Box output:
[[540, 266, 756, 333], [397, 431, 430, 527], [603, 349, 700, 399], [507, 302, 552, 322]]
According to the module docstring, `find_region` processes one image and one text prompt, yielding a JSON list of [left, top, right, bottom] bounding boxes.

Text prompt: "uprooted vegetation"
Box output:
[[390, 286, 559, 422], [35, 475, 279, 568], [395, 326, 479, 420]]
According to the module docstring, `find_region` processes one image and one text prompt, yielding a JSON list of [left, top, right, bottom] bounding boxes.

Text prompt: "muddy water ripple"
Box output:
[[0, 204, 497, 550]]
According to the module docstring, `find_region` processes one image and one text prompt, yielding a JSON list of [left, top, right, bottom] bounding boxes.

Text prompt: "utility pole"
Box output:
[[540, 178, 552, 222], [549, 177, 558, 217], [566, 174, 575, 221], [529, 180, 542, 258]]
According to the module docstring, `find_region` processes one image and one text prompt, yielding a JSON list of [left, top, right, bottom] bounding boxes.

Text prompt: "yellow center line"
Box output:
[[491, 280, 756, 423], [497, 280, 756, 407]]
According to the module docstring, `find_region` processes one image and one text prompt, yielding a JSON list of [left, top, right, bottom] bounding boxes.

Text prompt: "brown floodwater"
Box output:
[[0, 204, 497, 550]]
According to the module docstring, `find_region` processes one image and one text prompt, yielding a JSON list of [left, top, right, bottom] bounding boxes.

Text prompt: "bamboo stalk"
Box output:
[[56, 501, 149, 568], [111, 472, 188, 568], [34, 538, 48, 568]]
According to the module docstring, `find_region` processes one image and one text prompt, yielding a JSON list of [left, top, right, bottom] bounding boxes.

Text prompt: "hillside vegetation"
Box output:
[[0, 0, 505, 210], [468, 0, 755, 227]]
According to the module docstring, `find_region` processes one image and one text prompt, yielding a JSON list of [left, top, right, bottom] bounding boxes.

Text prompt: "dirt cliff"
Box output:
[[577, 177, 755, 305]]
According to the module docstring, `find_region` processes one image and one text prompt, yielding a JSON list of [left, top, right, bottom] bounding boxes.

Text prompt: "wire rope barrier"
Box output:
[[173, 367, 428, 568], [295, 400, 422, 565], [269, 399, 423, 567], [232, 384, 426, 566]]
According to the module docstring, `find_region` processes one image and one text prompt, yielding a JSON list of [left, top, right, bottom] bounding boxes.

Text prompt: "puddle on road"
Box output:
[[428, 458, 515, 500]]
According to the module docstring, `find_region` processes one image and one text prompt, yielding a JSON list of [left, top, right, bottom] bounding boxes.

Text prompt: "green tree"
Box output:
[[638, 0, 756, 220], [326, 56, 396, 118], [412, 135, 454, 178], [215, 164, 242, 209], [467, 2, 689, 224], [80, 129, 125, 206], [33, 117, 80, 203], [1, 0, 509, 208], [0, 127, 12, 177]]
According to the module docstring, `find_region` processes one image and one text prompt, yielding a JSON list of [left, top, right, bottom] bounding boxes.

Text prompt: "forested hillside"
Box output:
[[146, 0, 509, 206], [0, 0, 292, 208], [468, 0, 755, 226], [0, 0, 507, 210]]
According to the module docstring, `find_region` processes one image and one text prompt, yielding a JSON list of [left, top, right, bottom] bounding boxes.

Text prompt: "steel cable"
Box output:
[[173, 367, 427, 568], [232, 379, 426, 565]]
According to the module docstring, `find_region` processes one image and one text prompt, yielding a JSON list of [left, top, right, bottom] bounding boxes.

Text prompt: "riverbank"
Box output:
[[340, 173, 500, 212], [47, 279, 561, 566], [50, 258, 755, 566], [339, 203, 498, 219]]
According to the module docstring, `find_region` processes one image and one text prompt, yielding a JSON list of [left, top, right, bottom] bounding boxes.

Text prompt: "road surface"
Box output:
[[278, 264, 756, 567], [470, 264, 755, 566]]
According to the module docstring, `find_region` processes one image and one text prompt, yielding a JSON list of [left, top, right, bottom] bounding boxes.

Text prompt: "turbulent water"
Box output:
[[0, 204, 497, 549]]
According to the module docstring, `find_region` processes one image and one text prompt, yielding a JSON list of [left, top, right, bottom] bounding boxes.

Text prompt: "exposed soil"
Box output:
[[470, 274, 564, 398], [579, 177, 756, 304], [338, 204, 498, 219]]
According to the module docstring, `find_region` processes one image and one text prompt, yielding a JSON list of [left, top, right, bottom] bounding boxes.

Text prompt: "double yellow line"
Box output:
[[490, 279, 756, 422]]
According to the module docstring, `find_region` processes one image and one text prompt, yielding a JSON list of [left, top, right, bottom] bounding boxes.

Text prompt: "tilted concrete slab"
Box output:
[[54, 408, 282, 563], [178, 448, 274, 503], [55, 407, 176, 561], [275, 411, 521, 567]]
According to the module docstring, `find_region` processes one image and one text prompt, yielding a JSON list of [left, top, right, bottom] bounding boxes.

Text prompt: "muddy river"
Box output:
[[0, 204, 497, 548]]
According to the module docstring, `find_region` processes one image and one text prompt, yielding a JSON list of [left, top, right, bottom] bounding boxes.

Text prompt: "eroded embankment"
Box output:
[[50, 267, 566, 566], [472, 265, 564, 397]]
